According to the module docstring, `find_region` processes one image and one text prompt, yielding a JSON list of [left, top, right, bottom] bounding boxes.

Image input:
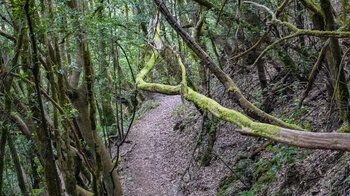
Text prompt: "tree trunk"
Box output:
[[320, 0, 350, 125], [25, 1, 63, 194], [0, 127, 7, 196], [8, 134, 29, 196]]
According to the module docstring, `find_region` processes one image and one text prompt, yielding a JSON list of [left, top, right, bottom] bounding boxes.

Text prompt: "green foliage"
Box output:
[[62, 103, 79, 120], [172, 102, 185, 116], [217, 175, 236, 196], [218, 145, 298, 195], [32, 187, 45, 196], [279, 98, 311, 128]]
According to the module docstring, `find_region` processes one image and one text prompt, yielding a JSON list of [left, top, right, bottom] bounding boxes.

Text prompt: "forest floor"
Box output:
[[117, 94, 236, 196], [116, 92, 350, 196], [117, 94, 184, 195]]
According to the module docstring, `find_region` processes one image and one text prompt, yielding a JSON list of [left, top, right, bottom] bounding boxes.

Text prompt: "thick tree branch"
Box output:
[[25, 0, 62, 194], [300, 39, 330, 107], [136, 51, 350, 152], [0, 30, 16, 42], [250, 20, 350, 69], [154, 0, 301, 130]]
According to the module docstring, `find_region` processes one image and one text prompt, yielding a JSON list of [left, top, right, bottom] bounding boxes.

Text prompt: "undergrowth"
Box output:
[[218, 145, 302, 196]]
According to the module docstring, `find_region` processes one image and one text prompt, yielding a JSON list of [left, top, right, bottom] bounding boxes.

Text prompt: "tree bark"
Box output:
[[8, 134, 29, 196], [25, 1, 62, 194], [0, 127, 7, 196], [320, 0, 350, 124]]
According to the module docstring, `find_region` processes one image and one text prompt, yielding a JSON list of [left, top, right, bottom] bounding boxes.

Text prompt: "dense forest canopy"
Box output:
[[1, 0, 350, 195]]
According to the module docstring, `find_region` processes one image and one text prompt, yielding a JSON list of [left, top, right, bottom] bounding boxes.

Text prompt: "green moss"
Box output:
[[217, 176, 237, 196], [136, 53, 158, 85], [136, 48, 309, 151], [186, 88, 252, 127], [336, 123, 350, 133], [249, 122, 281, 139]]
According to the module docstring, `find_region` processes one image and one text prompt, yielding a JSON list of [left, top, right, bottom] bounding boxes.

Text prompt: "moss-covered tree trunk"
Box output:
[[8, 134, 29, 196], [320, 0, 350, 125], [68, 0, 123, 193], [98, 8, 115, 128], [0, 127, 7, 195], [25, 1, 63, 194]]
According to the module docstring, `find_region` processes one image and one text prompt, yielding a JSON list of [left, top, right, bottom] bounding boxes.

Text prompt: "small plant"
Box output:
[[238, 145, 297, 195], [280, 98, 310, 127], [172, 102, 185, 116]]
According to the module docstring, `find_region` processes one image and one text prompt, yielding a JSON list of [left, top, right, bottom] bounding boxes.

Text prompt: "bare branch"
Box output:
[[250, 32, 300, 69], [243, 1, 275, 19]]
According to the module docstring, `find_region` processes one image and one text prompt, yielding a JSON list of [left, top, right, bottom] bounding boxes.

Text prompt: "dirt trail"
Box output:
[[118, 95, 183, 196]]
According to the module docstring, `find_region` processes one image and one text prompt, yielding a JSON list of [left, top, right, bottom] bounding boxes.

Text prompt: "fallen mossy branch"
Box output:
[[136, 52, 350, 152]]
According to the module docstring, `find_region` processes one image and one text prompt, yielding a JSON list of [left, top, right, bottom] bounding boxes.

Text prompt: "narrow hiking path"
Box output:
[[117, 94, 183, 196]]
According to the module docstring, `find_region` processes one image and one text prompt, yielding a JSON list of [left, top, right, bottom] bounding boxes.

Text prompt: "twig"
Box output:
[[216, 0, 229, 26], [250, 32, 300, 69], [120, 143, 136, 158], [214, 150, 250, 188], [243, 1, 275, 19]]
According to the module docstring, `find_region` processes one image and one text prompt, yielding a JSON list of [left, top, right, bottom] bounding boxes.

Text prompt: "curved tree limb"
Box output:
[[9, 112, 32, 138], [154, 0, 302, 130], [136, 51, 350, 152], [250, 32, 300, 69], [275, 20, 350, 38], [250, 20, 350, 69], [231, 32, 269, 60]]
